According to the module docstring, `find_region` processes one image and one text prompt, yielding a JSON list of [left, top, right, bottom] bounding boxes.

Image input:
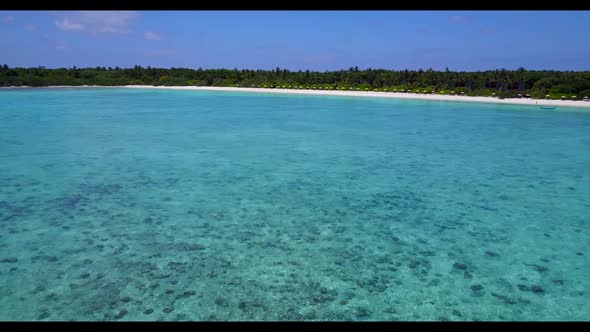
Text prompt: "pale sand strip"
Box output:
[[3, 85, 590, 108], [122, 85, 590, 109]]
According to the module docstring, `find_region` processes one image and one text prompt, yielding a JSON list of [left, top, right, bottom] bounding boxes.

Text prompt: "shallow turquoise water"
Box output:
[[0, 87, 588, 321]]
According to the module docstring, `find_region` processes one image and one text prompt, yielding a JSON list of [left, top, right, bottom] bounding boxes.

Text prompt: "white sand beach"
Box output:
[[122, 85, 590, 109], [3, 85, 589, 108]]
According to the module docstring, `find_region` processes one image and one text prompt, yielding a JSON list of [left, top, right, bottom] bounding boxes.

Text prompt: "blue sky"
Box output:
[[1, 11, 589, 71]]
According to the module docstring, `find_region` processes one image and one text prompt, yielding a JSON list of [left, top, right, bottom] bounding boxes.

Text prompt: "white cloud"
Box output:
[[2, 15, 15, 23], [144, 31, 162, 41], [56, 19, 85, 31], [54, 11, 139, 34]]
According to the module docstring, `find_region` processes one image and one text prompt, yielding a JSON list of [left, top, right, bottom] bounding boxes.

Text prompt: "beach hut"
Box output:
[[460, 92, 465, 96], [517, 93, 522, 98], [583, 96, 589, 101], [561, 96, 566, 100], [431, 90, 435, 94], [572, 96, 577, 100], [525, 94, 531, 98], [491, 93, 496, 97], [545, 94, 551, 99], [450, 91, 455, 95]]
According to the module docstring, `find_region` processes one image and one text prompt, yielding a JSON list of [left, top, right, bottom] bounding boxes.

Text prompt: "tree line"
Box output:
[[1, 64, 589, 100]]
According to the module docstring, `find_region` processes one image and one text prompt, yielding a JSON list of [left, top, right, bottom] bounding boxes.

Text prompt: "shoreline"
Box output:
[[2, 85, 590, 109]]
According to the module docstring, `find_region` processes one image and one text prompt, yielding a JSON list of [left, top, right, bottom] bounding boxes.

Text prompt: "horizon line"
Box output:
[[3, 65, 590, 73]]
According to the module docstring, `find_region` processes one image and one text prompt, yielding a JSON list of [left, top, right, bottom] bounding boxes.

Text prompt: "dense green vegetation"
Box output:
[[1, 65, 590, 100]]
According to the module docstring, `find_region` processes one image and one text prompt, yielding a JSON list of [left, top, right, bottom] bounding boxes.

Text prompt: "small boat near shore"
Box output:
[[539, 106, 557, 110]]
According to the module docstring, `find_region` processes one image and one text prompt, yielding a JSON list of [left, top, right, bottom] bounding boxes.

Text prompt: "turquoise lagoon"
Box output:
[[0, 87, 588, 321]]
